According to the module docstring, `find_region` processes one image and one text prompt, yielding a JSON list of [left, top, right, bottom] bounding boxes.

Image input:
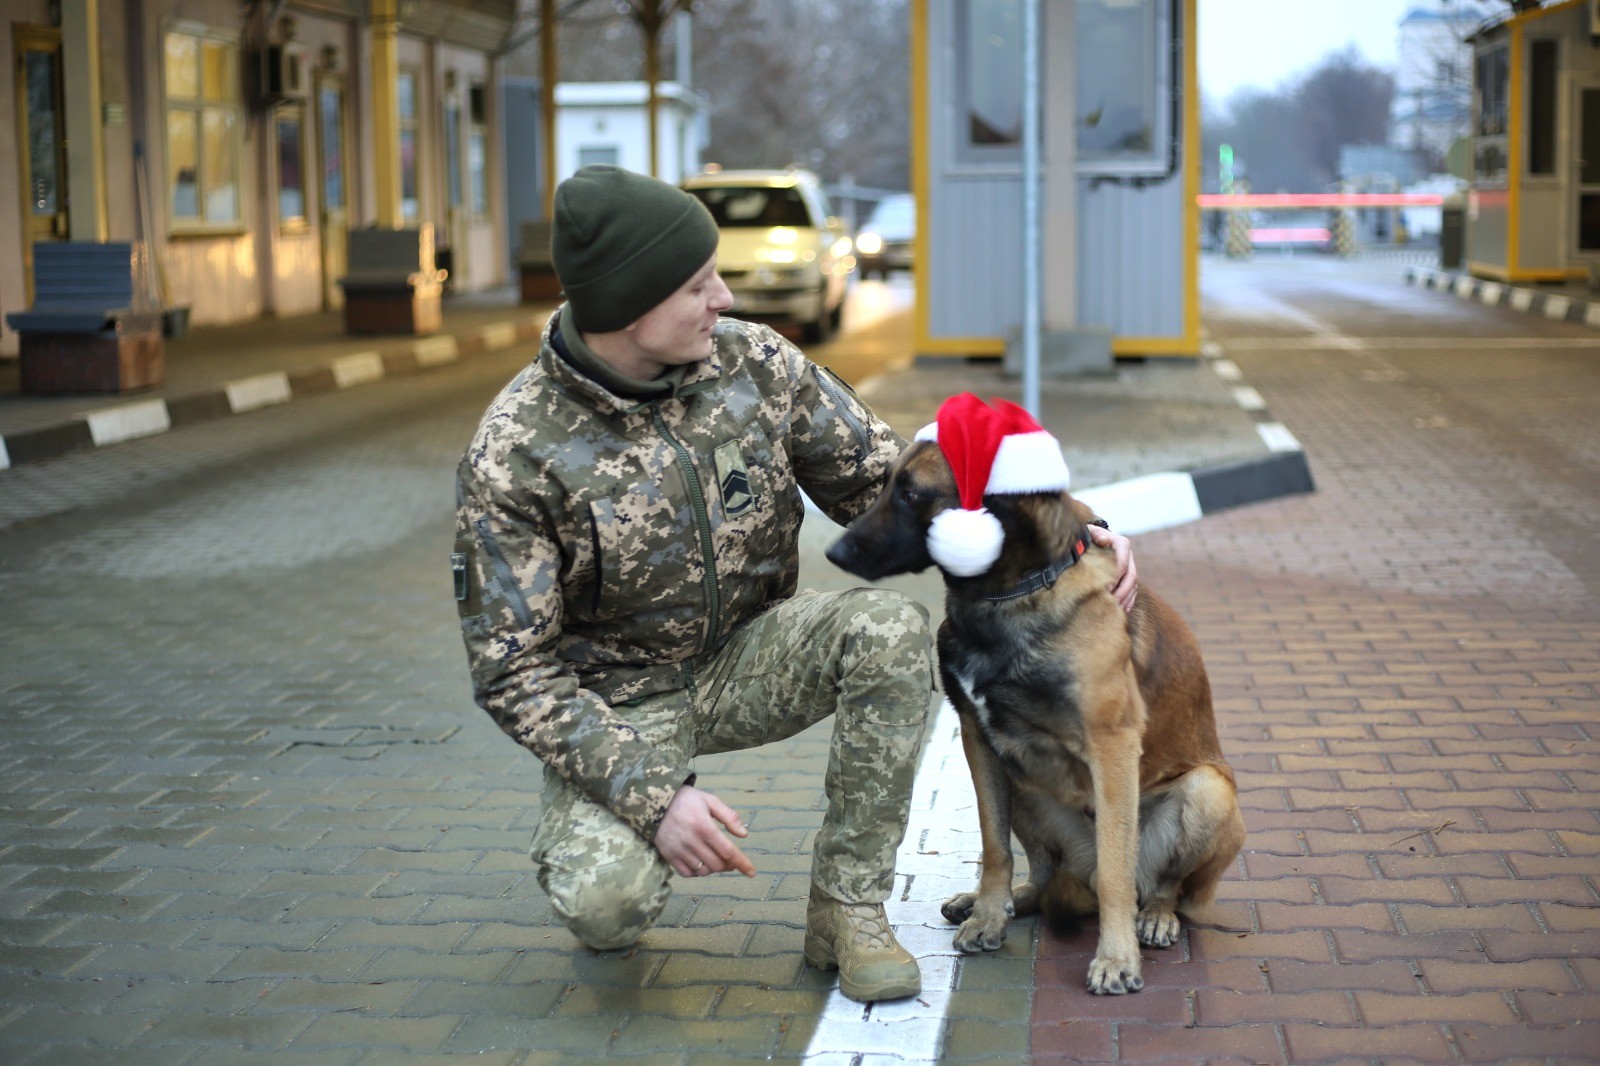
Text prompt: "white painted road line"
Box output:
[[1210, 358, 1243, 381], [0, 437, 9, 471], [332, 350, 385, 388], [225, 372, 293, 413], [803, 698, 971, 1063], [1257, 422, 1303, 453], [86, 400, 171, 447], [1074, 471, 1205, 536], [413, 335, 461, 366], [1231, 385, 1267, 411]]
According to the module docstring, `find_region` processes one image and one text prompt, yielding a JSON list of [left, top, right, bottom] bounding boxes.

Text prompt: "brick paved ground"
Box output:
[[1, 262, 1595, 1063], [1028, 259, 1600, 1064]]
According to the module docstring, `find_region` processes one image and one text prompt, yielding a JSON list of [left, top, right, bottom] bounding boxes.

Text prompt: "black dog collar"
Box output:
[[979, 535, 1090, 602]]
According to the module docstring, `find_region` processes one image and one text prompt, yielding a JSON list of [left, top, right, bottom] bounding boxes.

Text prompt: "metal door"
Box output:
[[13, 26, 68, 305]]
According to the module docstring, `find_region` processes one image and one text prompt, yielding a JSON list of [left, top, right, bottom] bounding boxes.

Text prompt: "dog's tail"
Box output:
[[1038, 871, 1098, 938]]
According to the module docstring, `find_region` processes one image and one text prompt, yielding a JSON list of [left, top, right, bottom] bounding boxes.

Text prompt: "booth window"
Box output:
[[1077, 0, 1169, 176], [275, 108, 307, 230], [957, 0, 1023, 162], [954, 0, 1170, 174], [1527, 40, 1556, 177], [469, 83, 488, 217], [399, 69, 420, 224], [164, 27, 241, 228], [1473, 43, 1509, 182]]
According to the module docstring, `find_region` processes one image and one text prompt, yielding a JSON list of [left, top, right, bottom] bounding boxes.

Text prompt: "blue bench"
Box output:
[[339, 226, 446, 335], [5, 242, 164, 393]]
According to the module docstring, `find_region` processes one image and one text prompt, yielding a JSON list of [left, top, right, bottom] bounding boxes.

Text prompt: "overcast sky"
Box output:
[[1198, 0, 1418, 107]]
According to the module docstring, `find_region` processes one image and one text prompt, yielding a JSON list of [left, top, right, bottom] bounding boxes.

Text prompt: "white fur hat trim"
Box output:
[[927, 506, 1004, 577], [988, 430, 1070, 493]]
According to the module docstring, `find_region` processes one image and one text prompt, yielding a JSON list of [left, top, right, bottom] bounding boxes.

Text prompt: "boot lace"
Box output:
[[840, 903, 894, 951]]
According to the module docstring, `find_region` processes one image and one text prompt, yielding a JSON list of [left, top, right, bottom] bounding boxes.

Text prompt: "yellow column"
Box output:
[[541, 0, 557, 218], [370, 0, 403, 228], [60, 0, 107, 241]]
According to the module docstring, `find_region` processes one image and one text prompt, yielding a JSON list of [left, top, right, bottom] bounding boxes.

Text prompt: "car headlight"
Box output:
[[856, 231, 884, 255]]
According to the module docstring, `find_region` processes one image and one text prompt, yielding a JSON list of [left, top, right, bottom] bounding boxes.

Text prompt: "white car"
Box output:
[[682, 169, 855, 342]]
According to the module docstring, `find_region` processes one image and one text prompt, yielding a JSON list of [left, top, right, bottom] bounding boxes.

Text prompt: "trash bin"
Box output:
[[1440, 193, 1466, 270]]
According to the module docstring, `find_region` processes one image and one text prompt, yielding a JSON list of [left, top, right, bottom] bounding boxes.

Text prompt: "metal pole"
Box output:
[[1021, 0, 1041, 416]]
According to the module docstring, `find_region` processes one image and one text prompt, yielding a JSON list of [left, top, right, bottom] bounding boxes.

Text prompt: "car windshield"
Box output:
[[687, 186, 813, 228]]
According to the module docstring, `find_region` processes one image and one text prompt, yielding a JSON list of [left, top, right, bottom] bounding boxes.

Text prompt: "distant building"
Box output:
[[554, 81, 708, 184], [1392, 1, 1491, 163], [2, 0, 516, 357]]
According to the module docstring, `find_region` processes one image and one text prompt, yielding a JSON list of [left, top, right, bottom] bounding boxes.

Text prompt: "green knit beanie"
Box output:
[[551, 165, 721, 333]]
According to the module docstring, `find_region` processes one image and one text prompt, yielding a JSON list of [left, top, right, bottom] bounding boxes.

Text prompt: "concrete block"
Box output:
[[1001, 325, 1113, 378]]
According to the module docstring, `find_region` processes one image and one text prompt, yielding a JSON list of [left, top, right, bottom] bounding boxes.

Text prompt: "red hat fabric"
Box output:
[[913, 394, 1071, 576]]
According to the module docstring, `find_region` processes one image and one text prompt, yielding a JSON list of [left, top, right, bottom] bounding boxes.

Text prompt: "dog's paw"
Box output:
[[1136, 907, 1180, 948], [1086, 952, 1144, 995], [952, 915, 1008, 953], [941, 892, 977, 924]]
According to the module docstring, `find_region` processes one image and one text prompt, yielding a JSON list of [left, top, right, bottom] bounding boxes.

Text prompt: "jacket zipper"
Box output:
[[475, 517, 534, 630], [653, 407, 722, 645], [816, 369, 871, 457]]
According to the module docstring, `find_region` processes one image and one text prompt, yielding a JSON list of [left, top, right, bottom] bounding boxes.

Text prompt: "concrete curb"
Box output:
[[1072, 341, 1315, 536], [0, 315, 544, 471], [1406, 265, 1600, 327]]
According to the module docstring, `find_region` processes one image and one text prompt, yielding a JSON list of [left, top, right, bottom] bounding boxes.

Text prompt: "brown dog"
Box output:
[[826, 437, 1244, 995]]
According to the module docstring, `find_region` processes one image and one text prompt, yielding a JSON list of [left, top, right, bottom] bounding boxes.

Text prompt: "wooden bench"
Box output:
[[339, 225, 447, 335], [4, 241, 165, 394], [518, 220, 562, 304]]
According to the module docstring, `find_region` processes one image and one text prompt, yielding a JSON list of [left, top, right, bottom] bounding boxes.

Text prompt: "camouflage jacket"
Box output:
[[454, 308, 904, 841]]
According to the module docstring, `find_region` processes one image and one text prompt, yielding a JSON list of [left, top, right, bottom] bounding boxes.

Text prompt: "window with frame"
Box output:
[[444, 93, 463, 209], [399, 68, 420, 224], [957, 0, 1023, 162], [1473, 42, 1509, 182], [953, 0, 1171, 175], [1076, 0, 1169, 175], [275, 107, 307, 229], [164, 27, 241, 228], [469, 83, 488, 217]]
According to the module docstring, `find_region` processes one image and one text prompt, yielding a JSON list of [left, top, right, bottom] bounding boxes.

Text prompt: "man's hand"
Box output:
[[1088, 524, 1138, 613], [655, 784, 756, 879]]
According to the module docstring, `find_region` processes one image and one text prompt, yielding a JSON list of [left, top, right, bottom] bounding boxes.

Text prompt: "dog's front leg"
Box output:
[[947, 717, 1016, 953], [1085, 720, 1144, 994]]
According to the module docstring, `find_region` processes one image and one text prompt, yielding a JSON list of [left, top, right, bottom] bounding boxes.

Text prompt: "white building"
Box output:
[[1392, 2, 1492, 162], [554, 81, 709, 184]]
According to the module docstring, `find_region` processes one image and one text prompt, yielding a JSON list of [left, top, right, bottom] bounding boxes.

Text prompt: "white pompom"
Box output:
[[927, 507, 1004, 577]]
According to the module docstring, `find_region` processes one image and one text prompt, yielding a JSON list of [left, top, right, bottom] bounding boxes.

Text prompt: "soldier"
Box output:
[[453, 165, 1136, 1002]]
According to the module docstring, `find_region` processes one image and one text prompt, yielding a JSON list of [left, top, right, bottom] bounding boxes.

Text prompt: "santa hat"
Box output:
[[913, 393, 1071, 577]]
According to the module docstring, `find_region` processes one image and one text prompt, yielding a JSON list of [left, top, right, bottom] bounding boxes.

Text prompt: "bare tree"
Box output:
[[1205, 48, 1393, 193], [504, 0, 911, 191]]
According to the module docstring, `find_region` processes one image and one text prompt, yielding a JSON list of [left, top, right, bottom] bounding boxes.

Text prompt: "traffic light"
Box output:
[[1219, 144, 1235, 195]]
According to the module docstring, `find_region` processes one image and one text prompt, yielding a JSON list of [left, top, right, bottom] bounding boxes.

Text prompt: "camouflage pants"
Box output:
[[529, 587, 935, 950]]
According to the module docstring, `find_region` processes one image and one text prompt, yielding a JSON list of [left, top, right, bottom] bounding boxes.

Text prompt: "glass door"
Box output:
[[316, 76, 348, 309], [13, 26, 68, 305]]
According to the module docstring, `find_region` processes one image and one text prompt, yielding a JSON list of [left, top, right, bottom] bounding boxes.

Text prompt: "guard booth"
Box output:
[[1466, 0, 1600, 283]]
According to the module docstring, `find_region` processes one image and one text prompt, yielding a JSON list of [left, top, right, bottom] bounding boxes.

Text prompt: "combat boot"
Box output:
[[803, 884, 921, 1002]]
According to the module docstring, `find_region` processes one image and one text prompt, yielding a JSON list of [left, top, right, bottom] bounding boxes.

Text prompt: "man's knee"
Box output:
[[541, 851, 671, 951], [831, 589, 935, 724]]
